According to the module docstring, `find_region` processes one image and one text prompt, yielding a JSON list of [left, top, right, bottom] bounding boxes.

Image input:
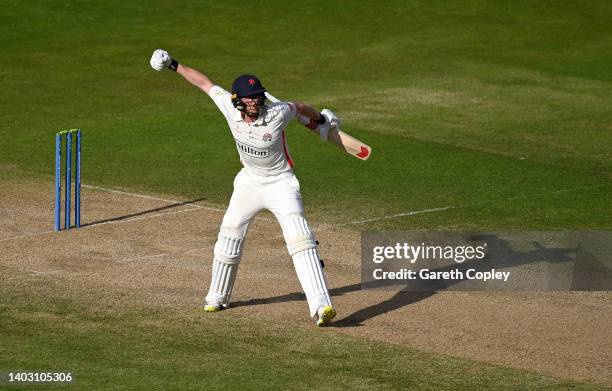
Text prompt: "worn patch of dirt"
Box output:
[[1, 176, 610, 385]]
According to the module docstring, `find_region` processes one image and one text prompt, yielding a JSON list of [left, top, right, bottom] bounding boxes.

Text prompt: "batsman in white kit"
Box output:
[[150, 49, 337, 326]]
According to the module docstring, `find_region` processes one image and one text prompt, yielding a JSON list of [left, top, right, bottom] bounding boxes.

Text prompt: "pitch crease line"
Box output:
[[82, 184, 224, 212], [315, 183, 609, 231], [0, 207, 206, 242]]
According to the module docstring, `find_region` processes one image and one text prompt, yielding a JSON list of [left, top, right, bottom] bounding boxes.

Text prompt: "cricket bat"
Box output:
[[265, 92, 372, 161]]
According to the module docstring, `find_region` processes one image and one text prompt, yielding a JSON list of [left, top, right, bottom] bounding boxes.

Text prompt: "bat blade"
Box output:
[[330, 127, 372, 160]]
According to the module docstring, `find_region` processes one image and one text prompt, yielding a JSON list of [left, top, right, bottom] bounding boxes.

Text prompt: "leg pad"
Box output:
[[205, 233, 244, 308], [283, 216, 332, 317]]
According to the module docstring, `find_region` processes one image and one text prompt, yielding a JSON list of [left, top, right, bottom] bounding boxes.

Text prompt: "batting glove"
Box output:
[[318, 109, 340, 141], [321, 109, 340, 129], [150, 49, 179, 72], [317, 114, 331, 141]]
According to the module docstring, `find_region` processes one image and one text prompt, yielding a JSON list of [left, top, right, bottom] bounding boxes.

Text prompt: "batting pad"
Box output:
[[284, 216, 317, 256], [292, 247, 333, 317], [205, 234, 243, 307]]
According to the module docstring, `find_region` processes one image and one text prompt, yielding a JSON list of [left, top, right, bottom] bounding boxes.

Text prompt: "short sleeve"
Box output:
[[283, 102, 297, 122], [208, 85, 235, 119]]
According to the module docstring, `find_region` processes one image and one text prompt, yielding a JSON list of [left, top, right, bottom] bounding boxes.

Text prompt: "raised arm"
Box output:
[[176, 64, 214, 94], [265, 92, 341, 141], [290, 101, 340, 140], [150, 49, 214, 94], [293, 101, 323, 123]]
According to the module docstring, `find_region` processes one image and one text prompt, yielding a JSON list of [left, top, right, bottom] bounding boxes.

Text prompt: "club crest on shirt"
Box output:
[[262, 133, 273, 142]]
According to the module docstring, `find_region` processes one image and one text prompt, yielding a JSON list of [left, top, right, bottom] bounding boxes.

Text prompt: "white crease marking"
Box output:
[[2, 184, 608, 242], [314, 206, 452, 232], [0, 230, 56, 242], [117, 253, 169, 264], [312, 184, 610, 232], [82, 184, 224, 211], [91, 207, 204, 227]]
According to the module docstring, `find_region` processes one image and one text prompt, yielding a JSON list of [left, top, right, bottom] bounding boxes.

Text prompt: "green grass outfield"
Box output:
[[1, 0, 611, 229], [0, 281, 604, 391], [1, 0, 611, 389]]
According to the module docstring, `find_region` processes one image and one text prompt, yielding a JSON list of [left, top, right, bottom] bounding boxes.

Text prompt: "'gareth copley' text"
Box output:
[[372, 268, 510, 282]]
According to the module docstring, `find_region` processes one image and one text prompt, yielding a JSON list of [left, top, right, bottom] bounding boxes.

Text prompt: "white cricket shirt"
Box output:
[[208, 85, 296, 177]]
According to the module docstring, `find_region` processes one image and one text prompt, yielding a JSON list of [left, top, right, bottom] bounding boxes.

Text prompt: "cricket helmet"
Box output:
[[231, 74, 266, 110]]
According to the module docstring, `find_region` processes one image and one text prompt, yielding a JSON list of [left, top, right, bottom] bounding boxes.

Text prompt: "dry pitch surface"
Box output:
[[1, 176, 610, 385]]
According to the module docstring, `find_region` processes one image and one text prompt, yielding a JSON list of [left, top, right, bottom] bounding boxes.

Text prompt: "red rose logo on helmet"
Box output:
[[248, 79, 256, 86]]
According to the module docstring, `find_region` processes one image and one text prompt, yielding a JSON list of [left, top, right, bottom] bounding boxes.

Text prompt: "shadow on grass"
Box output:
[[231, 283, 432, 328], [233, 234, 585, 327], [81, 198, 208, 227]]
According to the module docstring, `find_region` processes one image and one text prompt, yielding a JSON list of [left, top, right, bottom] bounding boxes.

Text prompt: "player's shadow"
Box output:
[[233, 234, 585, 327], [81, 198, 208, 227]]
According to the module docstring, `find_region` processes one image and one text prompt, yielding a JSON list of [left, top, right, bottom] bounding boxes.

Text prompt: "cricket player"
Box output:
[[150, 49, 338, 326]]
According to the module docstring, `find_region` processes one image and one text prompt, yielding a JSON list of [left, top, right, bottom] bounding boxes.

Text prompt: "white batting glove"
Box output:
[[318, 120, 331, 141], [150, 49, 177, 71], [321, 109, 340, 129], [319, 109, 340, 141]]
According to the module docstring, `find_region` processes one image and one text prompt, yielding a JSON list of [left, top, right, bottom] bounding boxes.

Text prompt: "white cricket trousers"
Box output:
[[205, 168, 333, 317]]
